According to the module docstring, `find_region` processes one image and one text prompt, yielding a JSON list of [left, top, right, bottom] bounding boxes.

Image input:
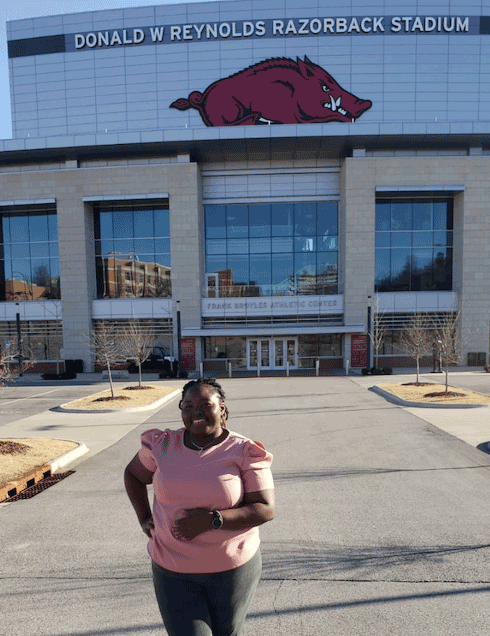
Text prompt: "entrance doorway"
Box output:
[[247, 338, 298, 370]]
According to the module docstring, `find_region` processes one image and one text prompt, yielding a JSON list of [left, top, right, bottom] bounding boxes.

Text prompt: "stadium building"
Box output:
[[2, 0, 490, 374]]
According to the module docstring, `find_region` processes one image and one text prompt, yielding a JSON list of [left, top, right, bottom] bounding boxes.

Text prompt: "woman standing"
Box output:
[[124, 378, 274, 636]]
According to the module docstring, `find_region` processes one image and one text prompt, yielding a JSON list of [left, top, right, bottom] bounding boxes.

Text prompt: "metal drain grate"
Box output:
[[5, 471, 75, 502]]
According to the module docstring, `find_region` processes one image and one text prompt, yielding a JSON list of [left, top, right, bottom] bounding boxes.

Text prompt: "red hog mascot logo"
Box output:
[[170, 56, 372, 126]]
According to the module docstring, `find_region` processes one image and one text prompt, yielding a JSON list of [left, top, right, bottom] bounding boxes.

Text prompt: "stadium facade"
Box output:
[[3, 0, 490, 373]]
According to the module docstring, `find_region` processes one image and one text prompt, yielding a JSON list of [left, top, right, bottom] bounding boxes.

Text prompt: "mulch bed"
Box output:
[[402, 382, 433, 386], [0, 441, 30, 455], [123, 386, 153, 391], [424, 391, 466, 398], [93, 395, 131, 402]]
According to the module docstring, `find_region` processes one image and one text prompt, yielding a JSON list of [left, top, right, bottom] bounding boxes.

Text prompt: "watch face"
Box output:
[[212, 512, 222, 528]]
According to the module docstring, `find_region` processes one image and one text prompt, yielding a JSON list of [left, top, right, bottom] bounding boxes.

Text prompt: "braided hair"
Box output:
[[179, 378, 229, 427]]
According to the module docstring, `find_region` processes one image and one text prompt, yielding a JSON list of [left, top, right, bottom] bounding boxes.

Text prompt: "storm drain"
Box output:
[[5, 471, 75, 502]]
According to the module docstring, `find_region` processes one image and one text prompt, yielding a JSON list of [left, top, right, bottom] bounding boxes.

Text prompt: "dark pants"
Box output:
[[151, 549, 262, 636]]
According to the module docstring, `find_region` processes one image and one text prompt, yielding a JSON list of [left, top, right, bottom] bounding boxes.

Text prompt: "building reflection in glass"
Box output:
[[205, 202, 338, 298], [0, 209, 60, 301], [94, 205, 171, 299]]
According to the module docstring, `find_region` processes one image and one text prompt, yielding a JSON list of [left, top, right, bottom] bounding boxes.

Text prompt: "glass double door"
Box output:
[[247, 338, 297, 370]]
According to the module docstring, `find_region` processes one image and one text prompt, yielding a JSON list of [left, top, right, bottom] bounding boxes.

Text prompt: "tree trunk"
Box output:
[[107, 360, 115, 398], [416, 356, 420, 384], [138, 361, 142, 387]]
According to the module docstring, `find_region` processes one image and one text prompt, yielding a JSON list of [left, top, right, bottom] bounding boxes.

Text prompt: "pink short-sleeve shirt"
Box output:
[[138, 428, 274, 573]]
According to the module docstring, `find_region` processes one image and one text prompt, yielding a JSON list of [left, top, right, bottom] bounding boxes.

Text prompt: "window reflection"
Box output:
[[94, 205, 171, 299], [205, 202, 338, 297], [0, 209, 60, 301], [375, 199, 453, 292]]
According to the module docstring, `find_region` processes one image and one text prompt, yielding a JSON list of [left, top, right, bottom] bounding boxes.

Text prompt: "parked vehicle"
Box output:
[[127, 347, 177, 376]]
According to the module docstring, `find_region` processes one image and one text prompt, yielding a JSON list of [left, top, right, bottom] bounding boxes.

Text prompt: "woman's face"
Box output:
[[180, 385, 225, 439]]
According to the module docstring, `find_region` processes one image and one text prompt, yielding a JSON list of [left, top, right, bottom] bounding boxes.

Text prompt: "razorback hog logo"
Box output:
[[170, 56, 372, 126]]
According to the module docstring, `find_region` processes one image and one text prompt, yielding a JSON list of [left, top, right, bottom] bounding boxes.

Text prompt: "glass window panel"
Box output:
[[205, 205, 226, 239], [113, 211, 133, 238], [134, 239, 154, 254], [50, 259, 60, 277], [154, 254, 171, 268], [134, 253, 155, 265], [13, 243, 30, 258], [433, 231, 449, 247], [134, 209, 154, 238], [295, 237, 316, 252], [9, 216, 29, 242], [47, 214, 58, 242], [227, 239, 248, 254], [391, 201, 412, 231], [272, 254, 293, 294], [294, 203, 316, 236], [98, 211, 113, 239], [411, 248, 433, 291], [49, 242, 59, 258], [113, 239, 134, 254], [155, 209, 170, 236], [295, 252, 316, 294], [206, 239, 226, 254], [4, 259, 12, 279], [317, 201, 338, 236], [375, 201, 391, 231], [433, 200, 450, 229], [154, 238, 170, 253], [206, 255, 227, 273], [271, 204, 293, 236], [272, 237, 293, 253], [250, 254, 271, 285], [390, 248, 411, 290], [226, 205, 248, 238], [100, 239, 114, 256], [391, 232, 411, 247], [11, 259, 31, 280], [31, 258, 51, 284], [250, 238, 271, 253], [433, 247, 452, 290], [227, 255, 249, 287], [2, 216, 10, 243], [318, 235, 338, 251], [375, 250, 390, 290], [317, 252, 338, 294], [412, 232, 432, 247], [249, 204, 271, 237], [30, 243, 49, 258], [3, 244, 11, 259], [375, 232, 390, 248], [412, 201, 432, 230], [29, 214, 49, 241]]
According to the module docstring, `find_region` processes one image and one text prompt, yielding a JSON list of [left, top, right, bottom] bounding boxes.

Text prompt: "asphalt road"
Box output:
[[1, 376, 490, 635]]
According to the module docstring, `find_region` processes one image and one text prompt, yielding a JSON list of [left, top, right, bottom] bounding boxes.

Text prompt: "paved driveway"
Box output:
[[1, 376, 489, 635]]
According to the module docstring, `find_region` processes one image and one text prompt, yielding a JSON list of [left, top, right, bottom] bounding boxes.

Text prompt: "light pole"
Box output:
[[15, 302, 23, 376], [367, 295, 372, 370], [176, 300, 182, 377]]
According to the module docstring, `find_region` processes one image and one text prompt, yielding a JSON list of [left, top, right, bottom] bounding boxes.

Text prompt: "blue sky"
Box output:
[[0, 0, 216, 140]]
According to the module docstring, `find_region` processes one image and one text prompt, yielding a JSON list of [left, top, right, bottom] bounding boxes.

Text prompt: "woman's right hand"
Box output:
[[140, 515, 155, 538]]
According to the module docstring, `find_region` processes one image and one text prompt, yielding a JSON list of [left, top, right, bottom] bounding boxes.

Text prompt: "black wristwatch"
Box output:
[[211, 510, 223, 529]]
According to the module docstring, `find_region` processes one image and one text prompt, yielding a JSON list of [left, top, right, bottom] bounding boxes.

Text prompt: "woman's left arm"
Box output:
[[221, 489, 275, 529], [172, 489, 274, 541]]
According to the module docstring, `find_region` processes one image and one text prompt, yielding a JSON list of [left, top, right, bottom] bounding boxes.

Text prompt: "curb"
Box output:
[[0, 440, 89, 503], [51, 388, 180, 414], [370, 385, 490, 409]]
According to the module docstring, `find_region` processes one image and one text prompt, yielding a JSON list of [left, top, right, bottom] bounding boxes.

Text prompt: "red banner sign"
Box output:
[[181, 338, 196, 371], [351, 335, 368, 368]]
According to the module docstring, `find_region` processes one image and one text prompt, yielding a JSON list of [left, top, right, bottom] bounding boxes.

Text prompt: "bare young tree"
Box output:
[[90, 321, 124, 398], [434, 310, 461, 393], [120, 319, 155, 387], [0, 343, 36, 386], [369, 297, 386, 370], [399, 312, 433, 384]]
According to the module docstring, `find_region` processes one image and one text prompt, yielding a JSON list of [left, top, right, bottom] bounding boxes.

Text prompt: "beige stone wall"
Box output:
[[341, 156, 490, 363], [0, 162, 201, 370]]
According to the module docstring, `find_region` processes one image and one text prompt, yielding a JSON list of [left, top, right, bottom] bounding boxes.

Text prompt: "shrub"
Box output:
[[382, 367, 393, 375]]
